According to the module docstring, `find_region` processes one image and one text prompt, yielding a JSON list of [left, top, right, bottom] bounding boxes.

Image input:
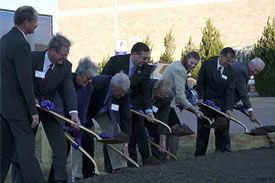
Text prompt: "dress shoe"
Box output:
[[142, 156, 162, 166]]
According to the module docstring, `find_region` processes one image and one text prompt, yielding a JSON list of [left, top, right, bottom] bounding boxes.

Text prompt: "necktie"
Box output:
[[42, 64, 53, 88], [129, 66, 136, 78], [218, 66, 222, 75]]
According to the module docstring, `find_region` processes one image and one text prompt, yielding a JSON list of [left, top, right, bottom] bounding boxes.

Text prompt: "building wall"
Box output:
[[58, 0, 275, 69]]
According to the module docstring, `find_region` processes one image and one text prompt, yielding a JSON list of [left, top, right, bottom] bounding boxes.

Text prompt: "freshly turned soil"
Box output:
[[83, 147, 275, 183]]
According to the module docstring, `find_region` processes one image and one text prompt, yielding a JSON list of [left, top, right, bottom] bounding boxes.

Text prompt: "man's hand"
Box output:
[[249, 111, 256, 122], [225, 110, 232, 119], [70, 113, 80, 129], [158, 134, 167, 152], [198, 99, 203, 104], [123, 144, 129, 157], [146, 112, 154, 122], [31, 114, 40, 128], [195, 110, 204, 119]]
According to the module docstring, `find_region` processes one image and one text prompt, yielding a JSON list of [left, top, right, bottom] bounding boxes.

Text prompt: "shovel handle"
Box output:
[[130, 109, 171, 133], [199, 102, 249, 133], [64, 132, 100, 175], [148, 140, 178, 160], [36, 104, 102, 140]]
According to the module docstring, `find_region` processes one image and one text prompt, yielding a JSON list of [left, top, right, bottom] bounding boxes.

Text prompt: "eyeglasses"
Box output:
[[56, 50, 69, 58]]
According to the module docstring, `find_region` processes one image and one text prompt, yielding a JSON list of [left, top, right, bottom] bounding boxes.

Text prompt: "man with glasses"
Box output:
[[232, 57, 265, 122], [1, 6, 44, 183], [87, 73, 132, 173], [102, 42, 161, 166], [31, 34, 79, 183], [195, 47, 235, 156]]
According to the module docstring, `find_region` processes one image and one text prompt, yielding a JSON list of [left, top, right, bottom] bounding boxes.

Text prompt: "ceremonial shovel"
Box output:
[[198, 102, 254, 134], [37, 104, 140, 168]]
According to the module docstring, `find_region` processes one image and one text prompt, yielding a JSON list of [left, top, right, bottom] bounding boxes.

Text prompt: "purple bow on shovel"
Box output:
[[235, 104, 248, 113], [41, 99, 62, 113], [99, 132, 111, 139], [204, 100, 221, 111], [62, 125, 82, 149]]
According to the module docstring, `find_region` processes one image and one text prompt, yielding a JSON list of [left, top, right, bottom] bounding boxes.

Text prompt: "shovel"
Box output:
[[37, 104, 140, 167], [198, 102, 261, 136], [234, 105, 274, 143], [64, 131, 100, 175]]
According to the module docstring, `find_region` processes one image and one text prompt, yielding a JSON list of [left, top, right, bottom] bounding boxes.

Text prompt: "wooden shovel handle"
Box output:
[[199, 102, 249, 133], [130, 109, 171, 133]]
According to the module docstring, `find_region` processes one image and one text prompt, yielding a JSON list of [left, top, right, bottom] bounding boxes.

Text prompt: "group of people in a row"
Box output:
[[1, 6, 265, 183]]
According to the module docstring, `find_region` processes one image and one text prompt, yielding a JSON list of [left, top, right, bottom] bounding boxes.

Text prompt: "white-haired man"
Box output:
[[232, 57, 265, 122]]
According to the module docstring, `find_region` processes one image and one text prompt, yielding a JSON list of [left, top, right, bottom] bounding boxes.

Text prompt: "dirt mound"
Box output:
[[84, 147, 275, 183]]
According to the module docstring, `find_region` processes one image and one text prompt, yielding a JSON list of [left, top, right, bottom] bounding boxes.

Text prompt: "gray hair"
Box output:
[[110, 72, 130, 92], [153, 79, 171, 93], [48, 33, 71, 51], [14, 6, 37, 25], [75, 57, 99, 77], [250, 57, 265, 71]]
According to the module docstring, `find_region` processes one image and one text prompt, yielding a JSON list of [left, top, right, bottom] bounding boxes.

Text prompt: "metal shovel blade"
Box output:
[[245, 127, 268, 136], [169, 124, 195, 136]]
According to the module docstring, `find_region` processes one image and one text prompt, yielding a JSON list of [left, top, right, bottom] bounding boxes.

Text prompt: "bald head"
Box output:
[[248, 57, 265, 76]]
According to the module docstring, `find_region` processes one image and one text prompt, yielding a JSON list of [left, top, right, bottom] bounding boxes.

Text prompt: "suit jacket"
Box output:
[[101, 54, 152, 111], [32, 51, 77, 115], [149, 79, 172, 134], [1, 27, 37, 119], [87, 75, 131, 135], [161, 61, 192, 109], [231, 62, 251, 109], [196, 58, 235, 111]]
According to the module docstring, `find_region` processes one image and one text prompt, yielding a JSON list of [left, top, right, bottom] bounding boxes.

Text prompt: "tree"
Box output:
[[199, 18, 223, 61], [98, 54, 110, 74], [159, 28, 176, 63], [252, 17, 275, 96], [180, 36, 200, 79], [143, 35, 154, 63]]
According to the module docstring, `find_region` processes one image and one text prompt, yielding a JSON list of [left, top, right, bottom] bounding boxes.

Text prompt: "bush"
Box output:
[[252, 17, 275, 96], [98, 55, 110, 74], [199, 18, 223, 61], [159, 28, 176, 63], [143, 35, 154, 63]]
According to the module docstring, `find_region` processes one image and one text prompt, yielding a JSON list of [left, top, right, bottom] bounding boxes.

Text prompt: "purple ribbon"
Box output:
[[236, 104, 248, 113], [41, 99, 62, 112], [99, 132, 111, 139], [41, 100, 54, 110], [204, 100, 221, 111]]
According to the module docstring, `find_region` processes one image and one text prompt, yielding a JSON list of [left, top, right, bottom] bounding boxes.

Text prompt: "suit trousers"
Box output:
[[0, 114, 44, 183], [37, 110, 68, 182], [128, 114, 150, 163], [195, 107, 231, 156]]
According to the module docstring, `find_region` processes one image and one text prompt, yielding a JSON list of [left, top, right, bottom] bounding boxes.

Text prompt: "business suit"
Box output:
[[33, 50, 77, 182], [231, 62, 251, 109], [101, 54, 152, 163], [195, 58, 235, 156], [145, 79, 172, 160], [87, 75, 131, 172], [161, 61, 193, 155], [0, 27, 44, 183]]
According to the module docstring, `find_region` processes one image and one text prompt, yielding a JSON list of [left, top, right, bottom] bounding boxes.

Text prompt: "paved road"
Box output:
[[178, 97, 275, 133]]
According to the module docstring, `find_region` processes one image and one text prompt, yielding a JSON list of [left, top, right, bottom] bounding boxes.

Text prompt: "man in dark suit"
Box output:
[[145, 79, 172, 161], [0, 6, 44, 183], [87, 73, 131, 172], [102, 42, 160, 165], [232, 57, 265, 122], [195, 47, 236, 156]]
